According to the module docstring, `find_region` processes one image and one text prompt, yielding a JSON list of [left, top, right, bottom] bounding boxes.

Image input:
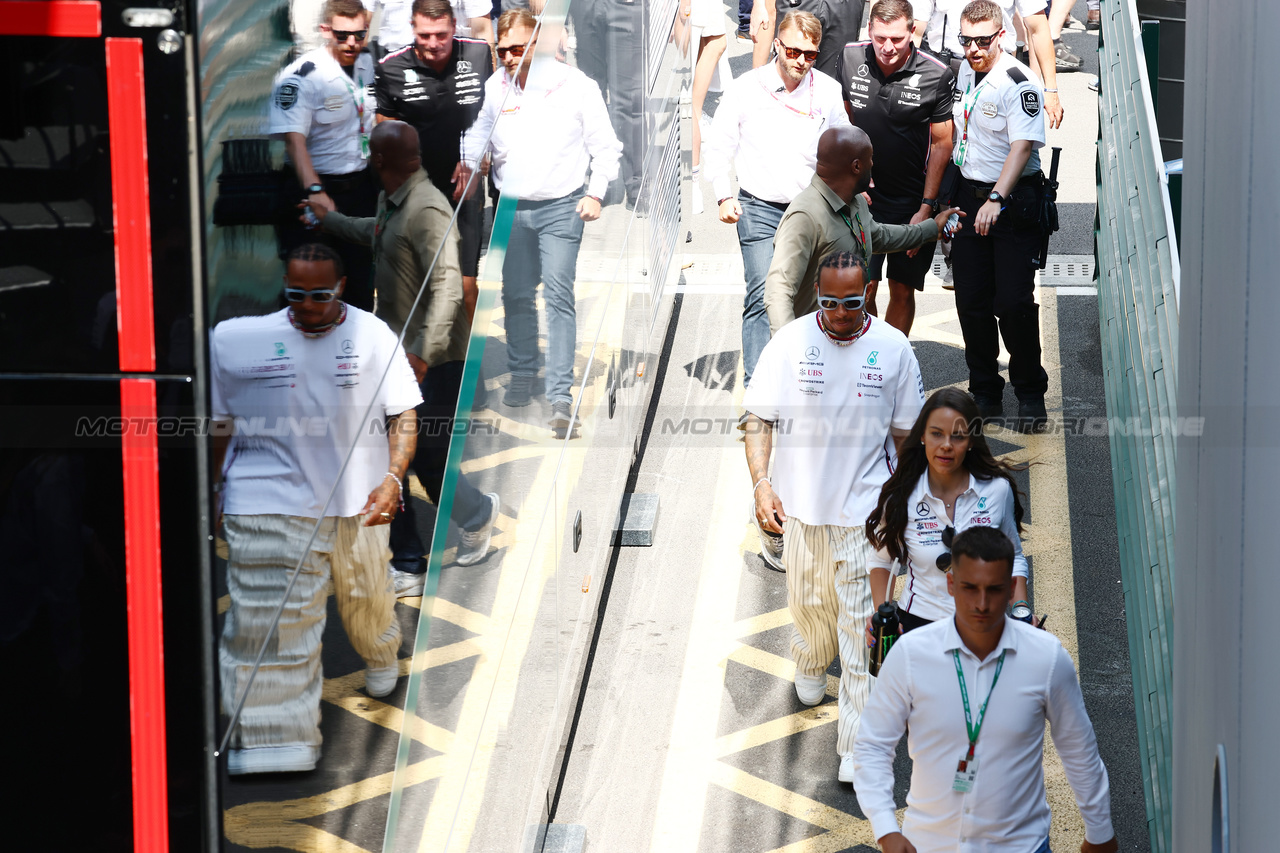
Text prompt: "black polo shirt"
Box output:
[[836, 42, 955, 217], [375, 38, 492, 202]]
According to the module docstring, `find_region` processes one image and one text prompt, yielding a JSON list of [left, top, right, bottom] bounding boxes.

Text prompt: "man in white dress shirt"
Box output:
[[702, 10, 850, 391], [459, 8, 622, 433], [852, 526, 1118, 853]]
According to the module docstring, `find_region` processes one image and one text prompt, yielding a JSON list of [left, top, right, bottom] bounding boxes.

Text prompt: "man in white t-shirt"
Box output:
[[743, 250, 924, 783], [211, 243, 423, 775]]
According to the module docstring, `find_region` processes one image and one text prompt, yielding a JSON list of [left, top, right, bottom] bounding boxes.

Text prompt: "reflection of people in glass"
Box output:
[[211, 244, 421, 775], [305, 122, 501, 593], [571, 0, 645, 208], [269, 0, 379, 311], [459, 10, 622, 433]]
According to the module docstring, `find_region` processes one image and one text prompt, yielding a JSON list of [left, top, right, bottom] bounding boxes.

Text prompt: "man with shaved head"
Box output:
[[306, 119, 501, 590], [763, 125, 961, 337]]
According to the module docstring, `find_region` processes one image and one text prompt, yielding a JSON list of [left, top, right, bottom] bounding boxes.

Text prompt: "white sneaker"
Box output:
[[838, 753, 856, 783], [456, 493, 500, 567], [392, 568, 425, 598], [794, 671, 827, 706], [749, 500, 785, 571], [226, 744, 319, 775], [365, 663, 399, 698]]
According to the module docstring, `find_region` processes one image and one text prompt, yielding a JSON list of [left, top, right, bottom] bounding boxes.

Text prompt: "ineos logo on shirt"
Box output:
[[916, 500, 930, 517], [805, 345, 821, 361]]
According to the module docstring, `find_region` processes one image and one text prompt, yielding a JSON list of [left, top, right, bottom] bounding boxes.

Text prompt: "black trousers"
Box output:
[[949, 174, 1049, 403], [278, 166, 378, 312], [388, 360, 491, 572], [571, 0, 645, 203]]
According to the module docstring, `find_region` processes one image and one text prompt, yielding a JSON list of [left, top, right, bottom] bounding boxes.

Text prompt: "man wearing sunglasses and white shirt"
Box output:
[[743, 250, 925, 783], [948, 0, 1051, 433], [211, 243, 422, 774], [703, 10, 850, 397], [458, 9, 622, 432], [270, 0, 380, 311]]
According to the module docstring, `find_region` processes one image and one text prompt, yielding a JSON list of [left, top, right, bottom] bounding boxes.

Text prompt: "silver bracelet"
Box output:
[[753, 476, 771, 493], [384, 471, 402, 494]]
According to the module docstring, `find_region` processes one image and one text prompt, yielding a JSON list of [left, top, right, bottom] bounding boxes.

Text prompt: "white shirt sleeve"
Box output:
[[1046, 642, 1116, 844], [461, 74, 501, 165], [890, 345, 926, 431], [867, 537, 893, 570], [1014, 0, 1047, 16], [999, 479, 1030, 579], [579, 76, 623, 199], [1004, 76, 1048, 147], [741, 336, 784, 423], [459, 0, 491, 19], [823, 77, 852, 130], [702, 77, 744, 202], [852, 636, 912, 842], [381, 334, 425, 417], [267, 71, 313, 138], [209, 327, 231, 421]]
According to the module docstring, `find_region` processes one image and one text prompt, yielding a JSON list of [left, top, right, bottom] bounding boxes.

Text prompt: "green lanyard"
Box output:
[[952, 648, 1006, 761], [954, 76, 992, 168], [343, 71, 370, 158], [839, 209, 869, 264]]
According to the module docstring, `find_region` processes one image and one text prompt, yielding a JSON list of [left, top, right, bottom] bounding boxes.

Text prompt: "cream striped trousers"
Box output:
[[784, 518, 874, 757], [220, 514, 401, 750]]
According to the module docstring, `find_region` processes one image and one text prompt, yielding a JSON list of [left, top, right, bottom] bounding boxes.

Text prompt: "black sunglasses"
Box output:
[[496, 43, 530, 59], [957, 32, 1000, 48], [935, 526, 956, 571], [284, 287, 340, 304], [329, 28, 368, 42], [779, 44, 820, 62]]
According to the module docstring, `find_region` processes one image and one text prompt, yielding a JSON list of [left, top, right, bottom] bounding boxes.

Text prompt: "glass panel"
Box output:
[[381, 0, 686, 848], [0, 36, 117, 374]]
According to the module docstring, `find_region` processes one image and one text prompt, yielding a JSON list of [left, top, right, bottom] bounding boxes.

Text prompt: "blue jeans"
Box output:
[[1031, 838, 1051, 853], [737, 192, 786, 388], [502, 193, 585, 405]]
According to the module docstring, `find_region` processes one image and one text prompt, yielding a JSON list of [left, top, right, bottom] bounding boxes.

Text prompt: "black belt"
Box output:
[[958, 173, 1041, 200], [739, 189, 790, 211]]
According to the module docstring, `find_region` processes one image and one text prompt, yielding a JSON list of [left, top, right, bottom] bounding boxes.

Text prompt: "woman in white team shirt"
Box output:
[[864, 387, 1032, 637]]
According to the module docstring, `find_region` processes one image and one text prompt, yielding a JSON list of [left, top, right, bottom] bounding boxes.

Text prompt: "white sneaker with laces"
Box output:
[[838, 753, 856, 783], [392, 568, 425, 598], [794, 671, 827, 706], [365, 663, 399, 698], [456, 493, 500, 567]]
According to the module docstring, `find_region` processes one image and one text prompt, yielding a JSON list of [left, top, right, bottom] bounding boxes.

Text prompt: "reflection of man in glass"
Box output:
[[459, 9, 623, 433], [571, 0, 645, 208], [306, 121, 501, 591], [211, 244, 421, 775]]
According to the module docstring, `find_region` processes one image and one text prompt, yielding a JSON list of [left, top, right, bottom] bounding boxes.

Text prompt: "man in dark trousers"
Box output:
[[376, 0, 493, 318], [307, 120, 501, 595], [838, 0, 956, 334]]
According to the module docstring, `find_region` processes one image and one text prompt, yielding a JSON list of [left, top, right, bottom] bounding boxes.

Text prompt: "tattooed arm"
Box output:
[[745, 414, 786, 534], [362, 409, 418, 526]]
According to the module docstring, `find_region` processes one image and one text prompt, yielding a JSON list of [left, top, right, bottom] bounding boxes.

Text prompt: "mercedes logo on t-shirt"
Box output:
[[805, 345, 821, 361], [342, 339, 354, 354], [916, 500, 930, 516]]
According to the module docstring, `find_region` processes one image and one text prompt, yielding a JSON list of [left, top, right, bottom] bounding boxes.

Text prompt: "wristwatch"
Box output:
[[1010, 600, 1033, 623], [922, 197, 939, 213], [987, 190, 1005, 205], [306, 183, 324, 195]]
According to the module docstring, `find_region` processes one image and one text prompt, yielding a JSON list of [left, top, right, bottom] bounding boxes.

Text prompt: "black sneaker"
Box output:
[[973, 395, 1003, 425], [503, 375, 534, 407], [1015, 399, 1049, 434]]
